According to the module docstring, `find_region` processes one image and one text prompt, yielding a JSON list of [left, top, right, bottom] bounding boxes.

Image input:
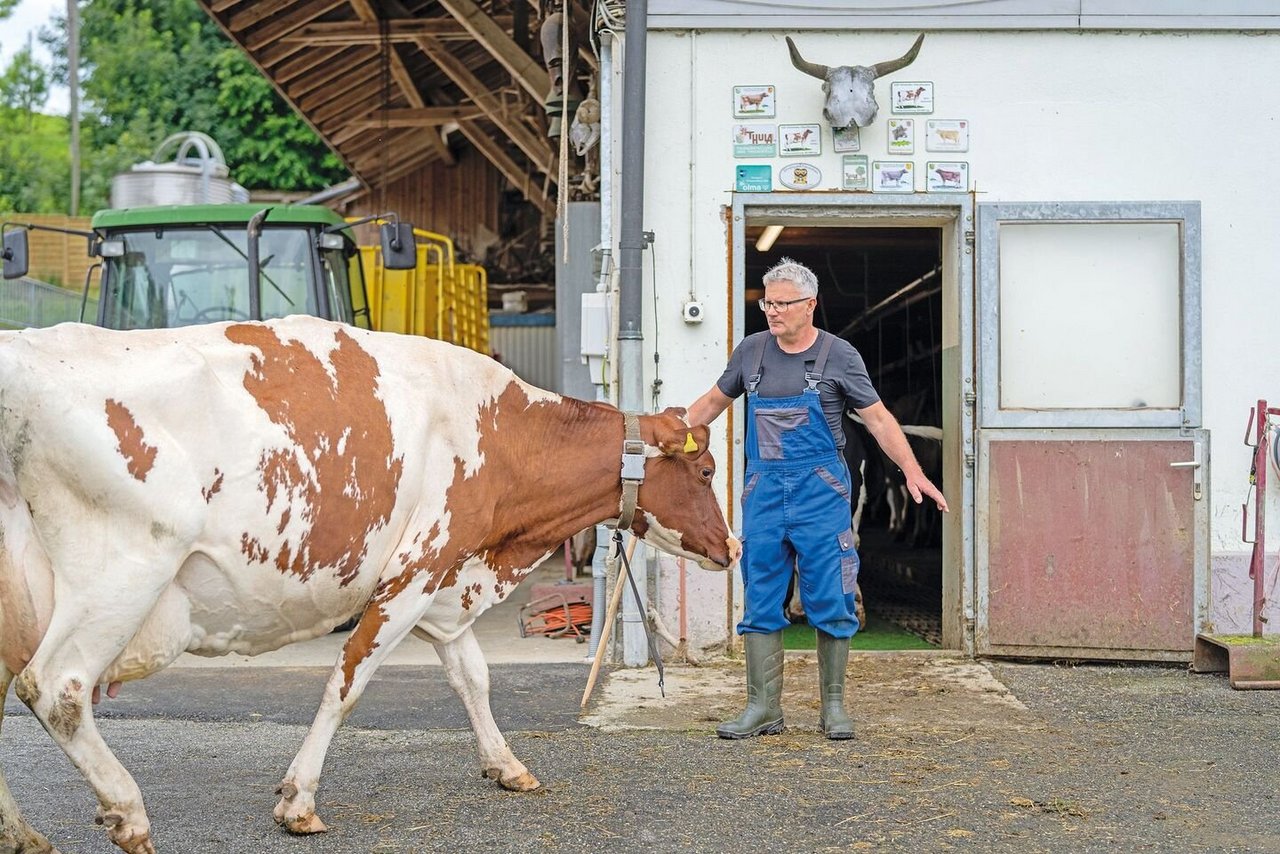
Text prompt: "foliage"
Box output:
[[0, 110, 70, 213], [8, 0, 348, 214], [0, 43, 49, 122], [211, 49, 345, 190]]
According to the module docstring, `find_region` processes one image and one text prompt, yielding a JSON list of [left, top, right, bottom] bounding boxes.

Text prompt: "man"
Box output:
[[687, 258, 947, 740]]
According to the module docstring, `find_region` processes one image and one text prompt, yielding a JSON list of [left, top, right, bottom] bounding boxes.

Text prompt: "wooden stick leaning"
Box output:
[[580, 534, 640, 710]]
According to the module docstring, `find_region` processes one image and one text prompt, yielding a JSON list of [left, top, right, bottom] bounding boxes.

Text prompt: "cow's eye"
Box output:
[[700, 467, 713, 480]]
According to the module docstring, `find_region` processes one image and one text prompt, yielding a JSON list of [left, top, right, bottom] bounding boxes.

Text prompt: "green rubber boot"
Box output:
[[717, 631, 785, 739], [817, 631, 855, 740]]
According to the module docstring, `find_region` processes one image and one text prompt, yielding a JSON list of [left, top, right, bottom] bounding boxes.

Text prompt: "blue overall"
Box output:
[[739, 331, 861, 638]]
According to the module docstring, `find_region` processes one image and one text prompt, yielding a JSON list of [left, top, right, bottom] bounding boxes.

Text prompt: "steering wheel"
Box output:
[[190, 306, 250, 323]]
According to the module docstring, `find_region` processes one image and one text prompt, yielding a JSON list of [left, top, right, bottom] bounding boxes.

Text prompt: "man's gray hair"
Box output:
[[762, 257, 819, 298]]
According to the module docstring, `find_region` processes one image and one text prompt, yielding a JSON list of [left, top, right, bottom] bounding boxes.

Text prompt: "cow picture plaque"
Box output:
[[926, 119, 969, 152], [733, 85, 776, 118], [926, 161, 969, 192], [832, 125, 861, 153], [736, 164, 772, 192], [890, 81, 934, 114], [733, 124, 778, 157], [779, 123, 822, 157], [779, 162, 822, 190], [872, 160, 914, 193], [887, 118, 914, 155], [842, 155, 869, 191]]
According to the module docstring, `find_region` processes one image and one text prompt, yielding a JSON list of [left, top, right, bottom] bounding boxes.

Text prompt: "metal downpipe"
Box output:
[[617, 0, 649, 667]]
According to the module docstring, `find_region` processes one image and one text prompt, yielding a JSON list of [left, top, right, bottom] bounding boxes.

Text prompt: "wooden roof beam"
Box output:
[[273, 46, 347, 86], [459, 121, 554, 218], [242, 0, 349, 52], [287, 50, 377, 99], [297, 63, 380, 117], [255, 38, 309, 70], [436, 0, 550, 103], [414, 36, 554, 179], [280, 18, 512, 44], [312, 83, 387, 126], [347, 106, 484, 128], [348, 0, 456, 167]]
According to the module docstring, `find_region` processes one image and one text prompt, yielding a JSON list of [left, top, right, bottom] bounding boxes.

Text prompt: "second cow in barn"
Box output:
[[0, 316, 739, 854]]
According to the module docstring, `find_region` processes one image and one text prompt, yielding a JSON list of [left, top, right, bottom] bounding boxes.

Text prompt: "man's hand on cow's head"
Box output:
[[654, 421, 712, 460]]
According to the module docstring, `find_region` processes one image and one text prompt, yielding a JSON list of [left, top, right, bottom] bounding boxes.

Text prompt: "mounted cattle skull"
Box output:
[[786, 34, 925, 129]]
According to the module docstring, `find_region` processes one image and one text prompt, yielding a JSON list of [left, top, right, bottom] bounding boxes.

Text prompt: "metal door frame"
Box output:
[[730, 192, 976, 653], [977, 201, 1202, 430], [974, 201, 1206, 660]]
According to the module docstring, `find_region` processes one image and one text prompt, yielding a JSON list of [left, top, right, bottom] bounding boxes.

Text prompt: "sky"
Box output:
[[0, 0, 69, 114]]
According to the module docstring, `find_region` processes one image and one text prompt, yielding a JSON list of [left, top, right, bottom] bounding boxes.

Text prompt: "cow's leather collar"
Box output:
[[616, 412, 645, 530]]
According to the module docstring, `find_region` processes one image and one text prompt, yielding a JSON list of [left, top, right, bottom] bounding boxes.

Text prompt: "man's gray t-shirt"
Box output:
[[716, 331, 879, 449]]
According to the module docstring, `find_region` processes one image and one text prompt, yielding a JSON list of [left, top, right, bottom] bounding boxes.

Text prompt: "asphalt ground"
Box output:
[[2, 654, 1277, 854]]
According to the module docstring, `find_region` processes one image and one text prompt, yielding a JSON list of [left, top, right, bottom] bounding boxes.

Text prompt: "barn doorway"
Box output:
[[745, 225, 943, 649], [730, 194, 975, 653]]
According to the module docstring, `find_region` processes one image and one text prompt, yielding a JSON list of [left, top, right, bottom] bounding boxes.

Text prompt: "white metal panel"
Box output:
[[650, 0, 1280, 29], [491, 323, 559, 393], [998, 222, 1182, 410]]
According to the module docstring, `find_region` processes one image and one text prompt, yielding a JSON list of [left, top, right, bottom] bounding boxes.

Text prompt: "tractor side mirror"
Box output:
[[2, 229, 29, 280], [380, 222, 417, 270]]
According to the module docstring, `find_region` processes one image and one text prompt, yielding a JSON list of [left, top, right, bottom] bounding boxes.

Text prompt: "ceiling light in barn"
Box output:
[[756, 225, 785, 252]]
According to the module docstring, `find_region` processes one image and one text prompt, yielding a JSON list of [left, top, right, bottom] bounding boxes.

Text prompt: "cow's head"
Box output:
[[786, 34, 924, 129], [633, 408, 740, 571]]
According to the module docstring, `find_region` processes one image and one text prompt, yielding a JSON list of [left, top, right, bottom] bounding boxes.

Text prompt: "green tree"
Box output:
[[0, 43, 50, 124], [41, 0, 347, 205], [0, 111, 70, 213]]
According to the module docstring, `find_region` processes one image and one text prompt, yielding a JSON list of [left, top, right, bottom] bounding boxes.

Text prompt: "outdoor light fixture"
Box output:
[[756, 225, 784, 252]]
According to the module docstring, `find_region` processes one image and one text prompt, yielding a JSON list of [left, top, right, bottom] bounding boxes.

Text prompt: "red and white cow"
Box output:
[[0, 316, 739, 854]]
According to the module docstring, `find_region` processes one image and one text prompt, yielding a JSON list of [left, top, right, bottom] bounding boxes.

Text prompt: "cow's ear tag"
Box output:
[[683, 432, 699, 453]]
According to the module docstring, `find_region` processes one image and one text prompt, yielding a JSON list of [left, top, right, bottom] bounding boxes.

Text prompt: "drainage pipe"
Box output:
[[584, 28, 617, 661], [617, 0, 650, 667]]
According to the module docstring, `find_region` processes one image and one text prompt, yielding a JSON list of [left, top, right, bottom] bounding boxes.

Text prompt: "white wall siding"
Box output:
[[650, 0, 1280, 30], [638, 28, 1280, 645]]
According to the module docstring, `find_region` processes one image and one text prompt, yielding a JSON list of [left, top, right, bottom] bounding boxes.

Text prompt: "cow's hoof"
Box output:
[[273, 780, 326, 835], [486, 767, 541, 792], [107, 826, 155, 854], [279, 812, 328, 835]]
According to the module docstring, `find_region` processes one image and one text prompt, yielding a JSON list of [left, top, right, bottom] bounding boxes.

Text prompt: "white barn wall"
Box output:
[[638, 28, 1280, 648]]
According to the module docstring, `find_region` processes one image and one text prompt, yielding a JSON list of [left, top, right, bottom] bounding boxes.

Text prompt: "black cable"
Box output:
[[613, 530, 664, 695]]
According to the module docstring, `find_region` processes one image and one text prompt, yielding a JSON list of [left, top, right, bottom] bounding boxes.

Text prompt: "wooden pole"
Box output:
[[67, 0, 80, 216], [580, 534, 639, 709]]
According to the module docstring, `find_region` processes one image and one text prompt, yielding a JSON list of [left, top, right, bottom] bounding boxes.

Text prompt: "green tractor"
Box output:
[[1, 204, 416, 331]]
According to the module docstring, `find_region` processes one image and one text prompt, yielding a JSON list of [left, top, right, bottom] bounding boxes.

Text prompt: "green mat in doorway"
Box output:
[[782, 616, 936, 651]]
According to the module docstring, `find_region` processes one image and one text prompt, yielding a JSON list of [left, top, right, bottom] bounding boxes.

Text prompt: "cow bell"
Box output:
[[786, 34, 925, 129]]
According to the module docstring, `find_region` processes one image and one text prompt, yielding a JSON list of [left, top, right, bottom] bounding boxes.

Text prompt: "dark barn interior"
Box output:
[[745, 224, 944, 646]]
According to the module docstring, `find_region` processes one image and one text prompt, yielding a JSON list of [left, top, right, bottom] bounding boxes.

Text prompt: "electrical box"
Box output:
[[581, 291, 612, 386]]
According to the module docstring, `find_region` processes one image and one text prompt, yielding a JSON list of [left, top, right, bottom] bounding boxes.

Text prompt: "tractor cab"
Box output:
[[2, 204, 415, 331]]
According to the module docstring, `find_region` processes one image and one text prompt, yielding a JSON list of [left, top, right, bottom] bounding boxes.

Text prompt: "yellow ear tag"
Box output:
[[683, 432, 699, 453]]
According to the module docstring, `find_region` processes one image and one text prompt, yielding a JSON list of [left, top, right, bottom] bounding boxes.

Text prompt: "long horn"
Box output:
[[870, 33, 925, 78], [786, 36, 829, 80]]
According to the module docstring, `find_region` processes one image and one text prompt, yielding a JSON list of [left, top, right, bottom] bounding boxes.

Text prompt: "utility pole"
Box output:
[[67, 0, 80, 216]]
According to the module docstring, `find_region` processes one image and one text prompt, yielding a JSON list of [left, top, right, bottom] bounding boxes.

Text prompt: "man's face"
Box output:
[[762, 279, 816, 338]]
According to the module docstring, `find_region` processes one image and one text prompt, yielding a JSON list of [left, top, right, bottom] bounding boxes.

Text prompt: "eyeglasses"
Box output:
[[758, 297, 811, 312]]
